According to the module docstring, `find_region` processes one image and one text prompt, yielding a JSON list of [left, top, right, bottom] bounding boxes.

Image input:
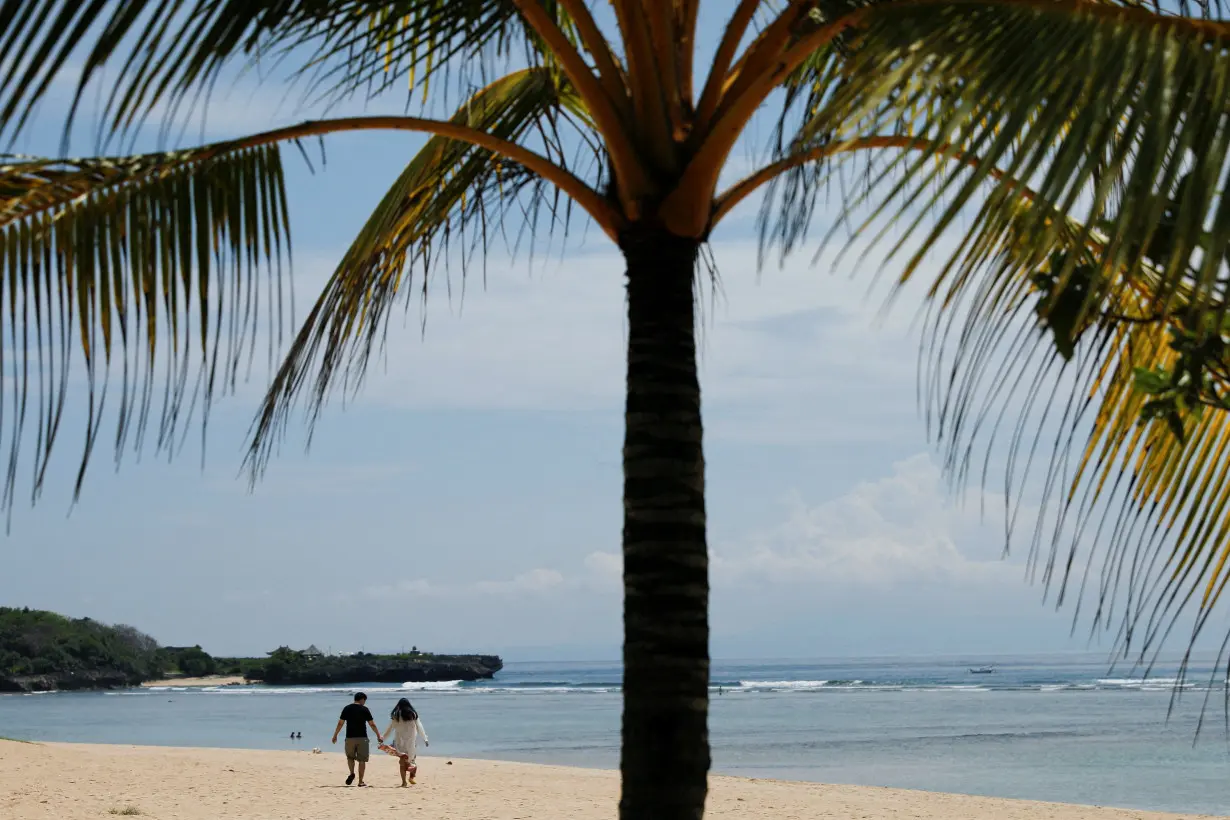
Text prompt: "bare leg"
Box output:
[[400, 757, 409, 787], [357, 761, 366, 785], [347, 758, 356, 775]]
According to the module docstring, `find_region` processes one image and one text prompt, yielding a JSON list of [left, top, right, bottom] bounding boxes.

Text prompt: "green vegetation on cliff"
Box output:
[[162, 645, 218, 677], [0, 608, 502, 691], [234, 646, 502, 684], [0, 607, 165, 691]]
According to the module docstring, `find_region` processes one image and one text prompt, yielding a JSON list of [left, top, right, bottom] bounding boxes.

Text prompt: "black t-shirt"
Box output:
[[340, 703, 374, 739]]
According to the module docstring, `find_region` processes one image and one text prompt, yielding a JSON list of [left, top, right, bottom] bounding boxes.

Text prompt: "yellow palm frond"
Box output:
[[742, 0, 1230, 676], [914, 187, 1230, 678]]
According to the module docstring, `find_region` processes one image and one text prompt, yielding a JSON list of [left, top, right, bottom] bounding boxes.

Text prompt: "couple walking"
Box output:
[[331, 692, 429, 787]]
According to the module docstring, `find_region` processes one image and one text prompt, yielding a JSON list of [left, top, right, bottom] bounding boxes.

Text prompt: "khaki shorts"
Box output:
[[344, 738, 370, 763]]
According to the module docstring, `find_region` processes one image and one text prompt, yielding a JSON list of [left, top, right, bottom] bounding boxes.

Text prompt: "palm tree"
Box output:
[[3, 1, 1230, 817]]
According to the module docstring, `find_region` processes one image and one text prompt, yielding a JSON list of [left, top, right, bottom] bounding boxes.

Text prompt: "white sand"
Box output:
[[140, 675, 247, 688], [0, 740, 1214, 819]]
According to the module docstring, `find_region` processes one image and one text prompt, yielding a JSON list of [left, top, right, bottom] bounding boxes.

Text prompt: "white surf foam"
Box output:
[[400, 680, 465, 691]]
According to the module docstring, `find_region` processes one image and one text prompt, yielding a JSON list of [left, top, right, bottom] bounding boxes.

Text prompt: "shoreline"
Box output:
[[140, 675, 248, 688], [0, 740, 1218, 819]]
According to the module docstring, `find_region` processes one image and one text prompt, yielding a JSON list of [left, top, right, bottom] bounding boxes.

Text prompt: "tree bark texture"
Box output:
[[619, 227, 709, 820]]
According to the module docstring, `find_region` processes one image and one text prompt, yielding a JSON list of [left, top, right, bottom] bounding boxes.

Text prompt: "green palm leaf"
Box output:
[[775, 5, 1230, 306], [748, 3, 1230, 675], [0, 0, 527, 143], [247, 66, 596, 470], [0, 143, 291, 512], [293, 0, 530, 111], [921, 198, 1230, 676]]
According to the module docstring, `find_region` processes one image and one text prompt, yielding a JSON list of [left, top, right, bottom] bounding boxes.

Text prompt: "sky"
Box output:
[[0, 5, 1196, 663]]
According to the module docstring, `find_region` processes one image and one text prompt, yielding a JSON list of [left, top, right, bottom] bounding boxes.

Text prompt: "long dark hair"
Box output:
[[391, 697, 418, 721]]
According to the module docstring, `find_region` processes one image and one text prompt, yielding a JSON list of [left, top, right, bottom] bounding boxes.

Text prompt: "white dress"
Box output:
[[383, 716, 428, 762]]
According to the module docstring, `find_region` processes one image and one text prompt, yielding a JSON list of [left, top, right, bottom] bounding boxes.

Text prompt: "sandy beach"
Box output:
[[140, 675, 247, 688], [0, 740, 1216, 819]]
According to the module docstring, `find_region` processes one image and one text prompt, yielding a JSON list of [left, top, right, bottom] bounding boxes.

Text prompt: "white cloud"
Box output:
[[361, 455, 1025, 607], [325, 453, 1081, 657], [361, 560, 611, 603], [583, 550, 622, 584], [206, 462, 410, 495], [316, 234, 957, 448], [474, 568, 565, 594], [711, 454, 1022, 589]]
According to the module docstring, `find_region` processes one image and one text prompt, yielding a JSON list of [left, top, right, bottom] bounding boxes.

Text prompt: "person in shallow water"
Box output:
[[332, 692, 382, 787], [380, 698, 429, 787]]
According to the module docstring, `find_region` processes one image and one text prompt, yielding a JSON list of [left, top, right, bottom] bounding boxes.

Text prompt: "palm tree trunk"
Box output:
[[619, 227, 709, 820]]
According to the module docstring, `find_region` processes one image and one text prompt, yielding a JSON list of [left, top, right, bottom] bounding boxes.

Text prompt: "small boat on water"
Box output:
[[969, 665, 996, 674]]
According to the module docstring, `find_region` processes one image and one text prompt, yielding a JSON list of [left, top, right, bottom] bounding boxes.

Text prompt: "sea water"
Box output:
[[2, 653, 1229, 815]]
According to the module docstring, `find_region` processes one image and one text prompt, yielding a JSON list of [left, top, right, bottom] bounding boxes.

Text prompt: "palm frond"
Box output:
[[245, 66, 599, 472], [294, 1, 529, 114], [751, 2, 1230, 681], [0, 142, 291, 517], [0, 0, 300, 142], [769, 5, 1230, 277], [0, 0, 529, 145], [916, 194, 1230, 699]]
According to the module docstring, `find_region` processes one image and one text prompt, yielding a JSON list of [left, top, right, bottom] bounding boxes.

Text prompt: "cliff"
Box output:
[[0, 608, 163, 693], [0, 608, 503, 691], [245, 649, 503, 685], [0, 670, 142, 693]]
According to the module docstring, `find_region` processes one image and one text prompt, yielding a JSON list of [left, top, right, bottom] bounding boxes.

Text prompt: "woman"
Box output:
[[381, 698, 429, 786]]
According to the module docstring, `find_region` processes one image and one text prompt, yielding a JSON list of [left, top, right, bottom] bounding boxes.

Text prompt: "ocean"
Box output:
[[2, 654, 1229, 815]]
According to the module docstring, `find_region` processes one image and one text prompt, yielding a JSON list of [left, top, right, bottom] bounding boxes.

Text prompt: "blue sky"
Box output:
[[0, 6, 1177, 662]]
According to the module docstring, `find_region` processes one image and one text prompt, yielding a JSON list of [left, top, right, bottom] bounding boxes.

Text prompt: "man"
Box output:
[[331, 692, 382, 786]]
